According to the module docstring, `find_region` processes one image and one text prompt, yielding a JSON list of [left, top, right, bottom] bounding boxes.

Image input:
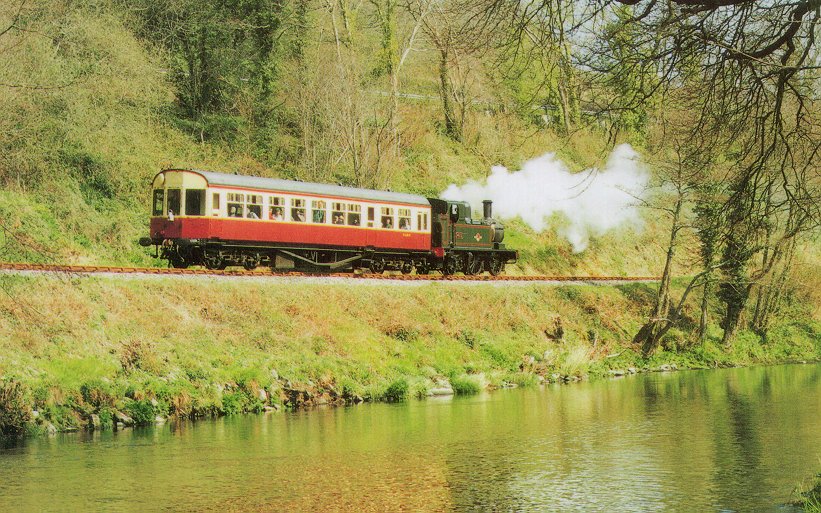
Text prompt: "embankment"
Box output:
[[0, 274, 818, 437]]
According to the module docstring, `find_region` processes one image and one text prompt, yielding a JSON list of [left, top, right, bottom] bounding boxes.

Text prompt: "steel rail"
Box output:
[[0, 262, 660, 282]]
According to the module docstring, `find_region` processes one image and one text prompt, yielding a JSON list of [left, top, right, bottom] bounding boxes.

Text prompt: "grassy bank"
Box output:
[[1, 274, 818, 438]]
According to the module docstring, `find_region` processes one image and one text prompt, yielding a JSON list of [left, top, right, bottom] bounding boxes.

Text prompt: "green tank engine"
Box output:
[[428, 199, 518, 275]]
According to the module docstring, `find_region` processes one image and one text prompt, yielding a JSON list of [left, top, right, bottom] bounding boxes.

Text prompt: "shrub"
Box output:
[[120, 340, 163, 374], [450, 375, 482, 395], [383, 322, 419, 342], [221, 391, 247, 415], [408, 379, 430, 399], [98, 408, 114, 430], [80, 379, 116, 408], [125, 399, 155, 425], [457, 330, 481, 349], [382, 379, 409, 402], [0, 380, 32, 438]]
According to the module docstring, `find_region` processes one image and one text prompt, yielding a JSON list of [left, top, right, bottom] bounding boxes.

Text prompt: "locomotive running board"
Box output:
[[277, 250, 362, 270]]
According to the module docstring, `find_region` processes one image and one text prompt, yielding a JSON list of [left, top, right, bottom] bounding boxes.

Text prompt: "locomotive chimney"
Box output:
[[482, 200, 493, 220]]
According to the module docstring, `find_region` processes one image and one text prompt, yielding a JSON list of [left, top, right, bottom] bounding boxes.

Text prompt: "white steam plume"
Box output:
[[441, 144, 648, 252]]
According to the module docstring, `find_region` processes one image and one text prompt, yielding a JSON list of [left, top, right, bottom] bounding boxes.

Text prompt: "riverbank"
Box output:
[[1, 274, 818, 438]]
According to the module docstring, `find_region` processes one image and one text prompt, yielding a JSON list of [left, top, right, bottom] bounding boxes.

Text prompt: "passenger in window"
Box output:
[[399, 219, 410, 230], [270, 207, 284, 221], [229, 206, 238, 218], [293, 209, 306, 222], [382, 217, 393, 229], [348, 214, 360, 226], [313, 210, 325, 223], [248, 210, 259, 219], [333, 214, 345, 225]]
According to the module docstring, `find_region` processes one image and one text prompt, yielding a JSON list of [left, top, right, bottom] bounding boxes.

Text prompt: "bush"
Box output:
[[125, 399, 155, 425], [0, 380, 32, 438], [450, 375, 482, 395], [98, 408, 114, 430], [382, 379, 409, 402], [221, 391, 248, 415], [80, 379, 116, 408]]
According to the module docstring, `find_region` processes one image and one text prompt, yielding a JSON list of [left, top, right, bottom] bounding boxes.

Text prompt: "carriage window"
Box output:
[[398, 208, 411, 230], [185, 189, 205, 216], [227, 193, 244, 218], [291, 198, 306, 222], [246, 195, 262, 219], [311, 200, 326, 223], [332, 202, 345, 225], [212, 193, 220, 216], [269, 196, 284, 220], [347, 204, 361, 226], [152, 190, 164, 216], [417, 212, 428, 231], [380, 207, 394, 229], [167, 189, 181, 216]]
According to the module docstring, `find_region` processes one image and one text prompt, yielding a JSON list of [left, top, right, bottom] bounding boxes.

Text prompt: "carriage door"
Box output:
[[365, 206, 377, 246]]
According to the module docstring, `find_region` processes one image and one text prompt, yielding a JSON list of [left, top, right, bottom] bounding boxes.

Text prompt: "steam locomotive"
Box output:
[[139, 169, 518, 274]]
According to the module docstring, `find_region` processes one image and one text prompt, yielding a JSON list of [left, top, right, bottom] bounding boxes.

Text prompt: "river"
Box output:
[[1, 364, 819, 512]]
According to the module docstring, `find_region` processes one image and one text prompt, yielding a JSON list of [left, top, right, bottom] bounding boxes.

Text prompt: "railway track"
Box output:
[[0, 262, 659, 282]]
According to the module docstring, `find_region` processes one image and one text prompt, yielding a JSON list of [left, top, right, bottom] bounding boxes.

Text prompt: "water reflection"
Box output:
[[0, 364, 819, 512]]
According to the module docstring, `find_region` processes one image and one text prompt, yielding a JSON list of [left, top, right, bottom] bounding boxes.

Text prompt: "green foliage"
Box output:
[[221, 391, 248, 416], [450, 375, 482, 395], [797, 473, 821, 513], [382, 379, 409, 402], [125, 399, 155, 426], [126, 0, 283, 144], [98, 408, 114, 430], [0, 380, 32, 438], [80, 380, 117, 409]]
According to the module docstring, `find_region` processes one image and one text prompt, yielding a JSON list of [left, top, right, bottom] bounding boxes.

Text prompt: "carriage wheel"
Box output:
[[369, 258, 386, 274], [401, 262, 414, 275], [204, 251, 226, 271], [242, 253, 260, 271], [169, 256, 189, 269]]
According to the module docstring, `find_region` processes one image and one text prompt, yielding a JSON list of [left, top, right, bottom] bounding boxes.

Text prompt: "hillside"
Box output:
[[0, 1, 665, 275]]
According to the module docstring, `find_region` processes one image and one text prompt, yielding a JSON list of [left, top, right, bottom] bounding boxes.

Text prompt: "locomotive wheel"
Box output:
[[466, 256, 483, 276], [488, 257, 504, 276], [369, 259, 386, 274], [416, 261, 430, 276], [401, 262, 414, 275], [443, 257, 458, 276]]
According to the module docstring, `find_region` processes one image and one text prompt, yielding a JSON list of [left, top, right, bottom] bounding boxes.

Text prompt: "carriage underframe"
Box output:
[[155, 238, 516, 276]]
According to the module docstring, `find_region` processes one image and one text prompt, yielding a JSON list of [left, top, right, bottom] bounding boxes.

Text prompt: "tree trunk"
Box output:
[[438, 43, 460, 142], [635, 195, 682, 356]]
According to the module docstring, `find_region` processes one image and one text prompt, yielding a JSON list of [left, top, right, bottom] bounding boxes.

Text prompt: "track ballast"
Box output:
[[0, 262, 658, 283]]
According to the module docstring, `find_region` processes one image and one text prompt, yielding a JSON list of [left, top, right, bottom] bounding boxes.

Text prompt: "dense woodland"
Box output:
[[0, 0, 819, 351]]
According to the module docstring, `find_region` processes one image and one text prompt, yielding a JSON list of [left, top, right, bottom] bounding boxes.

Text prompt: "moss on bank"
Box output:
[[0, 274, 818, 437]]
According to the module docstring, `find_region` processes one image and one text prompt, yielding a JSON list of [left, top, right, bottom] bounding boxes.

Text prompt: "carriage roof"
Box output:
[[160, 169, 431, 207]]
